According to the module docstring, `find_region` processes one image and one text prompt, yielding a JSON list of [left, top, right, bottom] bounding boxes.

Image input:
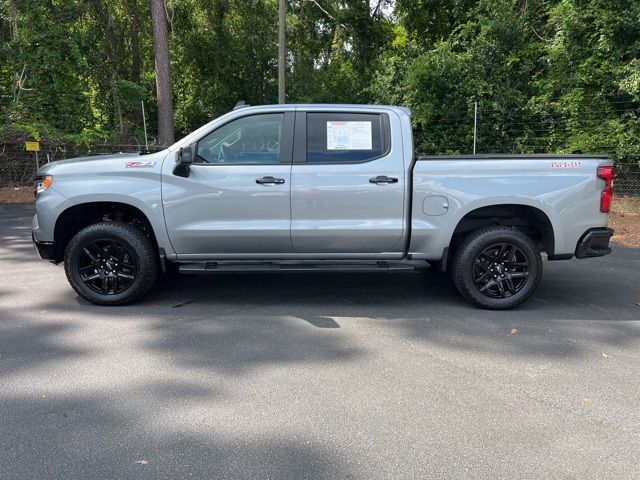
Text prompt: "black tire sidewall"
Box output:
[[454, 228, 542, 309], [64, 223, 157, 305]]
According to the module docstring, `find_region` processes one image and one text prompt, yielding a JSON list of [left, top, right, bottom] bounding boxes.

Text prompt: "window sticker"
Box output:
[[326, 121, 372, 150]]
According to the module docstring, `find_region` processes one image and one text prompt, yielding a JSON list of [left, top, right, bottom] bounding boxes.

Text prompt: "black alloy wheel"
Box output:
[[64, 222, 159, 305], [472, 243, 530, 299], [451, 226, 543, 310], [77, 239, 137, 295]]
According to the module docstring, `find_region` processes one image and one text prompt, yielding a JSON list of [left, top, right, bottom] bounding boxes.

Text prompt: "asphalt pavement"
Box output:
[[1, 203, 639, 479]]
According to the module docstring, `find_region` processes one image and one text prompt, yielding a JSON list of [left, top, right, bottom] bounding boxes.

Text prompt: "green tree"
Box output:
[[0, 0, 638, 168]]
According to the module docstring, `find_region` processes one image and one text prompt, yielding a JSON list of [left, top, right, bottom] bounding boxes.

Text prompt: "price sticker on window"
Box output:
[[327, 121, 372, 150]]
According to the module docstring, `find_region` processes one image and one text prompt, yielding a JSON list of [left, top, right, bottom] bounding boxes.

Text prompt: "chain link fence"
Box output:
[[1, 136, 640, 196], [0, 137, 160, 188], [614, 162, 640, 197]]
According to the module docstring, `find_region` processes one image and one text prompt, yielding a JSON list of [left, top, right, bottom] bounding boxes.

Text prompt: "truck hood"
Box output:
[[37, 151, 168, 176]]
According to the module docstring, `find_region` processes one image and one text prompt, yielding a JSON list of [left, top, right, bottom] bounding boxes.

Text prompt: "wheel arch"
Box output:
[[449, 203, 557, 258], [53, 201, 161, 263]]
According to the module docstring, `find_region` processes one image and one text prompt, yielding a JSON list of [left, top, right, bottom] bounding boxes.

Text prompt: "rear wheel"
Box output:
[[64, 222, 159, 305], [451, 226, 542, 309]]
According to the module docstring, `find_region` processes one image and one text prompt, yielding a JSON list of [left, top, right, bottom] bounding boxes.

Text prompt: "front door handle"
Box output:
[[369, 175, 398, 184], [256, 176, 285, 185]]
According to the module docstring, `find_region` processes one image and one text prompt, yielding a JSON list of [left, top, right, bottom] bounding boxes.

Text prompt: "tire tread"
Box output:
[[64, 222, 159, 305], [451, 226, 542, 310]]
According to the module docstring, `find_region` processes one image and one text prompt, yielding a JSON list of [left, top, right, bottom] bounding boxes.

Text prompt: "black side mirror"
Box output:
[[173, 146, 194, 177]]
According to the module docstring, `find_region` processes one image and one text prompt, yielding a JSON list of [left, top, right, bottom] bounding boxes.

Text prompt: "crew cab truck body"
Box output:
[[32, 104, 614, 309]]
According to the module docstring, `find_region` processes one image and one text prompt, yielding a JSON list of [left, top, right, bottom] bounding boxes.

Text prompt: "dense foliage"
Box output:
[[1, 0, 639, 163]]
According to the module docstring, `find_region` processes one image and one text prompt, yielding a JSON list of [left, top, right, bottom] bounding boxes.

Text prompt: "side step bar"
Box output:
[[179, 262, 416, 274]]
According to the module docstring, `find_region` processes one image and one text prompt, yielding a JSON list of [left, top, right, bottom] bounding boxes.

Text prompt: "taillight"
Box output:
[[597, 165, 614, 213]]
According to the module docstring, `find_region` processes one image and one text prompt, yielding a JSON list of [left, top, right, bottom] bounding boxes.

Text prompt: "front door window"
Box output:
[[196, 114, 284, 165]]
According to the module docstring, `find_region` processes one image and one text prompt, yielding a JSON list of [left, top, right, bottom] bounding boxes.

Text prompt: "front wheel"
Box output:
[[451, 226, 543, 309], [64, 222, 159, 305]]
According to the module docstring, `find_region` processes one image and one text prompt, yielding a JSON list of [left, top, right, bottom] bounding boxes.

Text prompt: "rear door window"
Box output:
[[306, 113, 388, 163]]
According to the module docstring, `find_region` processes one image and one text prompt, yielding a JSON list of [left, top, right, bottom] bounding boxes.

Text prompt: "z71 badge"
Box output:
[[124, 161, 156, 168], [549, 160, 582, 169]]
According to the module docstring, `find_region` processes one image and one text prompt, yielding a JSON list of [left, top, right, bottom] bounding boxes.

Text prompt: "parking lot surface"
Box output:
[[1, 203, 640, 479]]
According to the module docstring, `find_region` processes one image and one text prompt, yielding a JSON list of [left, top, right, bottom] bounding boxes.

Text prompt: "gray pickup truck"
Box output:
[[32, 104, 615, 309]]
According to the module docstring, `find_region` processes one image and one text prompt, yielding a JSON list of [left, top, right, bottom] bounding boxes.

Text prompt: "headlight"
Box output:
[[35, 175, 53, 194]]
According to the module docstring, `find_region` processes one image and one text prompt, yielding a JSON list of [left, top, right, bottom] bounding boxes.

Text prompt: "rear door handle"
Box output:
[[256, 176, 285, 185], [369, 175, 398, 184]]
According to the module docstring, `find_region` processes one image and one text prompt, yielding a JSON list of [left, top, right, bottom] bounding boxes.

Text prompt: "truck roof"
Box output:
[[170, 103, 412, 151], [232, 103, 411, 114]]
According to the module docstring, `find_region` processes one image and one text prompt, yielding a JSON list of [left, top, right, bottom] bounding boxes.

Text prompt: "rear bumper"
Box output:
[[32, 233, 57, 262], [575, 228, 614, 259]]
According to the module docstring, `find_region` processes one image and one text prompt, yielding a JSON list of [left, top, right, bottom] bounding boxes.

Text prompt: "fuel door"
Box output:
[[423, 195, 449, 216]]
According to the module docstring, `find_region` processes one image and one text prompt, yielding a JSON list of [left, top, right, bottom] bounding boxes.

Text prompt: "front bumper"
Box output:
[[575, 228, 614, 259], [32, 233, 57, 262]]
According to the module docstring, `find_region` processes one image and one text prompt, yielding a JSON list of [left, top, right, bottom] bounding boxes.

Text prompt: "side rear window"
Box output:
[[306, 113, 389, 163]]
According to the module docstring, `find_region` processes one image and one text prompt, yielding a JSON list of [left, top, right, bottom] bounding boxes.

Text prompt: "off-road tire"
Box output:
[[451, 226, 543, 309], [64, 222, 159, 305]]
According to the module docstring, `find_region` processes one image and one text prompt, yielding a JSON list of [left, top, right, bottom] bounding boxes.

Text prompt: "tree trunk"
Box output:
[[8, 0, 18, 40], [128, 0, 143, 132], [278, 0, 285, 103], [150, 0, 174, 146], [129, 0, 142, 85]]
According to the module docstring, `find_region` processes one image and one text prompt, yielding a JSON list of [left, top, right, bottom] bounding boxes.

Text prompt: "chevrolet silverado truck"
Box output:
[[32, 104, 615, 309]]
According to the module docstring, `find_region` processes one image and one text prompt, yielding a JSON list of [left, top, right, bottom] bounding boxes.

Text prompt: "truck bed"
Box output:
[[417, 154, 610, 161], [408, 154, 612, 260]]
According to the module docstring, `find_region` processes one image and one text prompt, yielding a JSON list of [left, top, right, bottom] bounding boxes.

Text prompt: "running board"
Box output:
[[179, 262, 416, 274]]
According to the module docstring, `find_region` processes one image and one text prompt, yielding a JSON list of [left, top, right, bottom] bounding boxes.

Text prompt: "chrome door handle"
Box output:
[[369, 175, 398, 184], [256, 176, 285, 185]]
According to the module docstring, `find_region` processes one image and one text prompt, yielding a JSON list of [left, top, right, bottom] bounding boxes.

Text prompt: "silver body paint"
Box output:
[[33, 104, 611, 263]]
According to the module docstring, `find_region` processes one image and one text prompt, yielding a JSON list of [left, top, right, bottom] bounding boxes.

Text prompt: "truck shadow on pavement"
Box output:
[[142, 250, 640, 359], [29, 243, 639, 372]]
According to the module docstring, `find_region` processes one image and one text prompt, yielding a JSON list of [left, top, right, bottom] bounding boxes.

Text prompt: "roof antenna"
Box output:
[[233, 101, 250, 110]]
